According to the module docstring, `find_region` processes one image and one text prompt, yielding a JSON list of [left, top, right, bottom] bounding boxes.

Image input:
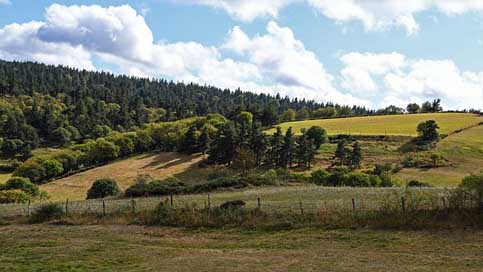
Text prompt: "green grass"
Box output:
[[267, 113, 482, 136], [0, 225, 482, 271], [396, 125, 483, 187]]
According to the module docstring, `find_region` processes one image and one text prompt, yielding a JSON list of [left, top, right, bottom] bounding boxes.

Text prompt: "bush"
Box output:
[[453, 172, 483, 209], [2, 177, 39, 196], [343, 172, 372, 187], [30, 204, 65, 223], [13, 161, 46, 184], [0, 190, 30, 204], [406, 180, 432, 188], [311, 169, 330, 185], [125, 175, 153, 197], [86, 179, 120, 199]]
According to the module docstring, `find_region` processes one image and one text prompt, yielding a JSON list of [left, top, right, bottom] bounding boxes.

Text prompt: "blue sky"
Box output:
[[0, 0, 482, 109]]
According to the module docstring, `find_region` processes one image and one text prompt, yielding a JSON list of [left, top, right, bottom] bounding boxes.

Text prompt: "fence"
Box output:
[[0, 187, 459, 218]]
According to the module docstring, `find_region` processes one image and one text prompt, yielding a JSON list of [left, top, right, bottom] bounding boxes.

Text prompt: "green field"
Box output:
[[396, 125, 483, 186], [0, 225, 481, 271], [267, 113, 482, 135]]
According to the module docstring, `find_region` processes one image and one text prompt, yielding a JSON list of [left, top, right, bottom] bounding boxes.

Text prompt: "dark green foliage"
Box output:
[[349, 141, 362, 169], [30, 204, 65, 223], [310, 167, 388, 188], [406, 103, 420, 114], [179, 126, 199, 155], [421, 99, 443, 113], [406, 180, 432, 187], [1, 177, 39, 196], [198, 128, 211, 154], [0, 190, 30, 204], [208, 122, 237, 165], [280, 127, 296, 168], [311, 169, 330, 185], [417, 120, 440, 141], [454, 172, 483, 209], [306, 126, 328, 149], [86, 179, 120, 199]]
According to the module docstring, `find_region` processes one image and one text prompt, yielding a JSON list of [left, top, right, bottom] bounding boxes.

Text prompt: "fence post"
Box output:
[[442, 197, 446, 210], [299, 201, 304, 216], [65, 198, 69, 214], [401, 197, 406, 212], [131, 198, 136, 214], [170, 193, 174, 207], [352, 198, 356, 212], [102, 199, 106, 216], [27, 200, 31, 216], [207, 194, 211, 210], [257, 197, 261, 209]]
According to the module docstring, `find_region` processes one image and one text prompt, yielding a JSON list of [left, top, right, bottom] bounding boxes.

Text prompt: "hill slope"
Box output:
[[267, 113, 482, 136]]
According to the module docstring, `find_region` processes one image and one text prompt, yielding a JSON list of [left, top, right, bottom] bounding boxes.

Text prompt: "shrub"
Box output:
[[2, 177, 39, 196], [38, 158, 64, 179], [454, 172, 483, 209], [13, 160, 46, 184], [406, 180, 432, 187], [0, 190, 30, 204], [311, 169, 330, 185], [343, 172, 372, 187], [379, 172, 395, 187], [145, 179, 185, 195], [86, 179, 120, 199], [220, 200, 246, 210], [30, 204, 65, 223], [125, 175, 153, 197]]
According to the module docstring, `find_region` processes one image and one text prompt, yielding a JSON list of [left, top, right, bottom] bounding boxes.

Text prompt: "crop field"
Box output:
[[40, 153, 204, 201], [0, 225, 482, 272], [267, 113, 482, 135], [396, 125, 483, 186]]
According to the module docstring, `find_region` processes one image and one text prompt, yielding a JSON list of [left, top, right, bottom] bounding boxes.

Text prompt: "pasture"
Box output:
[[267, 113, 482, 135], [40, 153, 204, 201], [396, 125, 483, 186], [0, 225, 481, 272]]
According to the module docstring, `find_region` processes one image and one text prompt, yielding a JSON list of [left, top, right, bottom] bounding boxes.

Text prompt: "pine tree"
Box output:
[[249, 122, 268, 165], [198, 128, 211, 155], [334, 140, 348, 166], [349, 141, 362, 169], [269, 127, 284, 166], [179, 125, 199, 154], [208, 123, 236, 165], [280, 127, 296, 168]]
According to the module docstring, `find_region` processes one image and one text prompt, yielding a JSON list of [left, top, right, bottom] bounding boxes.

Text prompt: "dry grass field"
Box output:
[[0, 224, 481, 272], [267, 113, 482, 135], [41, 153, 204, 201]]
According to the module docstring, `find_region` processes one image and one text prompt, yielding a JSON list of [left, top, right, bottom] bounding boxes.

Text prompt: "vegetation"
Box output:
[[29, 203, 64, 223], [86, 179, 120, 199], [0, 177, 42, 203]]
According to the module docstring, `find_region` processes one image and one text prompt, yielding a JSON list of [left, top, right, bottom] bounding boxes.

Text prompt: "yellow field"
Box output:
[[396, 125, 483, 186], [267, 113, 482, 136], [0, 172, 11, 184], [40, 153, 203, 201]]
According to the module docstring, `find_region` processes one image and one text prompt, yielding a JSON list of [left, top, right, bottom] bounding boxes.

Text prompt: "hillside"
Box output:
[[267, 113, 482, 135], [396, 125, 483, 186], [41, 153, 203, 201]]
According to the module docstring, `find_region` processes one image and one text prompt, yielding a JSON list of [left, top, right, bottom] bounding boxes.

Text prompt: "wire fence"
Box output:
[[0, 187, 458, 218]]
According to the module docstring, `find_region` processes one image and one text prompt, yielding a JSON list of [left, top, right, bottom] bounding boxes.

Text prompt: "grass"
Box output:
[[0, 224, 482, 271], [0, 172, 11, 184], [396, 125, 483, 186], [40, 152, 204, 201], [267, 113, 482, 136]]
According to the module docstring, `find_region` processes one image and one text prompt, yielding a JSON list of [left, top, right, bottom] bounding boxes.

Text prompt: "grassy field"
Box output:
[[396, 125, 483, 186], [0, 224, 481, 271], [41, 153, 204, 201], [267, 113, 482, 135], [0, 172, 11, 184]]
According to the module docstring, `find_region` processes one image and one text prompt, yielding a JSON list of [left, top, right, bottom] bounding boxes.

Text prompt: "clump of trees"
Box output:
[[406, 99, 443, 114], [86, 179, 120, 199], [333, 140, 362, 169], [0, 177, 44, 203]]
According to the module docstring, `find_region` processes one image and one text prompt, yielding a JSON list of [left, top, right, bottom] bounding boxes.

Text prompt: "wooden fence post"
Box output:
[[352, 198, 356, 212], [131, 198, 136, 214], [102, 199, 106, 216], [299, 201, 304, 216], [65, 198, 69, 214], [401, 197, 406, 212], [257, 197, 261, 209], [170, 193, 174, 207]]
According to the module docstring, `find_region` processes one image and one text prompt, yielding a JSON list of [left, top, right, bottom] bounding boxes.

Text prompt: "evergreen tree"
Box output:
[[198, 128, 211, 155], [249, 122, 268, 165], [349, 141, 362, 169], [280, 127, 296, 168], [179, 125, 199, 154], [334, 140, 348, 166], [208, 123, 237, 165], [269, 127, 284, 166]]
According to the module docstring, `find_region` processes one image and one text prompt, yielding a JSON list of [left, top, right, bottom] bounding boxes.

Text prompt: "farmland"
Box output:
[[267, 113, 482, 135], [0, 225, 481, 272]]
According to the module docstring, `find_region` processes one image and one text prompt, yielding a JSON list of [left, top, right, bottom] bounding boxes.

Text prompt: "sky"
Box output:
[[0, 0, 482, 110]]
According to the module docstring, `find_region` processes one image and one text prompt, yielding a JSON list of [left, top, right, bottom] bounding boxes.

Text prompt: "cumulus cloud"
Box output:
[[182, 0, 483, 34], [0, 0, 11, 5], [339, 52, 483, 110]]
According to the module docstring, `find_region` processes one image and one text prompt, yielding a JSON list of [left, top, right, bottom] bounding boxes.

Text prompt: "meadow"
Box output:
[[267, 113, 482, 135], [0, 225, 481, 272]]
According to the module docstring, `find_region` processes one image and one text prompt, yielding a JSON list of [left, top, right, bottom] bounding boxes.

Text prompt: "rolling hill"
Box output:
[[267, 113, 482, 136]]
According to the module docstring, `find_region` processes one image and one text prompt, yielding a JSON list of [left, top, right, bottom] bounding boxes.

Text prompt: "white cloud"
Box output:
[[182, 0, 483, 34], [174, 0, 299, 22], [0, 0, 11, 5], [339, 52, 483, 109]]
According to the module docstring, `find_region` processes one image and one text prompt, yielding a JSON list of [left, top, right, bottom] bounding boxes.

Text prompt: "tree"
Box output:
[[179, 125, 199, 154], [281, 109, 296, 122], [198, 128, 211, 155], [86, 178, 120, 199], [421, 99, 442, 113], [406, 103, 420, 114], [208, 123, 237, 165], [334, 140, 349, 166], [296, 107, 310, 120], [349, 141, 362, 169], [89, 138, 120, 163], [269, 127, 284, 166], [430, 153, 442, 168], [296, 129, 316, 168], [312, 107, 337, 119], [306, 126, 328, 149], [280, 127, 296, 168], [249, 122, 268, 165], [236, 111, 253, 126], [417, 120, 440, 141], [232, 148, 256, 175], [50, 127, 72, 146], [261, 104, 279, 127]]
